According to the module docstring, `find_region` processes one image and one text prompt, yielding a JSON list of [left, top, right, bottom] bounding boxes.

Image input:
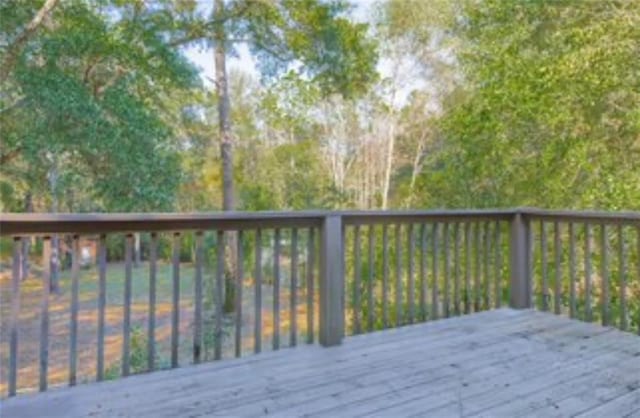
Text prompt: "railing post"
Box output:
[[319, 215, 344, 346], [510, 211, 532, 309]]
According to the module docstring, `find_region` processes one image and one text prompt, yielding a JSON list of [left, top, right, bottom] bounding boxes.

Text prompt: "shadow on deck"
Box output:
[[2, 308, 639, 418]]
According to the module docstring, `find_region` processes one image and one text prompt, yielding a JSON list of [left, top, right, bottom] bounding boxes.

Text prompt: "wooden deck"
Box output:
[[2, 309, 639, 418]]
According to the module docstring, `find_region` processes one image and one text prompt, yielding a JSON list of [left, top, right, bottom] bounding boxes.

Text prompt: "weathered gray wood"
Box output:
[[637, 225, 640, 336], [431, 223, 439, 320], [273, 228, 281, 349], [474, 222, 481, 311], [194, 232, 203, 363], [554, 221, 562, 315], [290, 228, 298, 346], [569, 222, 577, 318], [408, 223, 415, 323], [8, 237, 20, 396], [367, 224, 375, 331], [483, 221, 490, 309], [443, 222, 450, 317], [419, 224, 427, 321], [382, 224, 389, 328], [97, 234, 107, 380], [147, 233, 157, 371], [255, 228, 263, 353], [601, 223, 610, 326], [465, 222, 472, 314], [575, 389, 640, 418], [122, 234, 133, 376], [319, 215, 344, 346], [493, 220, 501, 308], [171, 232, 180, 368], [454, 223, 461, 315], [69, 235, 80, 386], [395, 224, 402, 326], [353, 225, 361, 334], [585, 222, 593, 322], [306, 227, 315, 344], [39, 237, 51, 391], [235, 230, 244, 356], [215, 230, 224, 360], [541, 221, 549, 311], [509, 213, 531, 309], [618, 224, 627, 331]]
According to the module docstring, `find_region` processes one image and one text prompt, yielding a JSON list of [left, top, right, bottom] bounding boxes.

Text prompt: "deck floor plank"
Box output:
[[2, 309, 639, 418]]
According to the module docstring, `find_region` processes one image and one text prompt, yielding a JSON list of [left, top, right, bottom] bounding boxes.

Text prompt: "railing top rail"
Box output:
[[1, 208, 638, 236]]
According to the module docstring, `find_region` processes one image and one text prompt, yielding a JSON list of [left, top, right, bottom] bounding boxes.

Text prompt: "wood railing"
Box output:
[[0, 208, 638, 397]]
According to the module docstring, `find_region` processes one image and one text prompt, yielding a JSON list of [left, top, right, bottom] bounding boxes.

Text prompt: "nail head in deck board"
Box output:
[[235, 230, 244, 357], [9, 237, 20, 397], [215, 230, 224, 360], [290, 228, 298, 346], [254, 228, 263, 353], [306, 227, 315, 344], [194, 232, 204, 363], [122, 234, 133, 377], [148, 233, 157, 371], [69, 235, 80, 386], [273, 228, 281, 349], [97, 235, 107, 380]]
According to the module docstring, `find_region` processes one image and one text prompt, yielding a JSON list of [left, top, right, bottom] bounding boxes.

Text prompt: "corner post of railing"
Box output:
[[319, 214, 345, 347], [509, 209, 532, 309]]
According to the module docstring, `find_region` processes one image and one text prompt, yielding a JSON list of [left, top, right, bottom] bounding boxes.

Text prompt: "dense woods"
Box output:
[[2, 0, 639, 214]]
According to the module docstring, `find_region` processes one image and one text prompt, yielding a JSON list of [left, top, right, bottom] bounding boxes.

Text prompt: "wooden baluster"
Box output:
[[408, 223, 415, 324], [568, 223, 577, 319], [584, 223, 593, 322], [464, 223, 471, 314], [171, 232, 181, 368], [618, 224, 627, 331], [432, 223, 439, 320], [194, 232, 203, 363], [601, 224, 610, 326], [367, 224, 375, 331], [494, 221, 501, 308], [290, 228, 298, 346], [382, 224, 390, 328], [474, 223, 481, 312], [541, 222, 549, 311], [443, 222, 450, 318], [395, 224, 403, 326], [353, 225, 362, 334], [420, 224, 428, 321], [306, 227, 315, 344], [273, 228, 281, 349], [235, 230, 244, 357], [123, 234, 133, 376], [147, 233, 157, 371], [8, 237, 20, 396], [454, 223, 461, 315], [69, 235, 80, 386], [637, 226, 640, 335], [215, 230, 224, 360], [554, 222, 562, 315], [255, 229, 263, 353], [483, 221, 490, 310], [97, 235, 107, 380], [40, 236, 51, 391]]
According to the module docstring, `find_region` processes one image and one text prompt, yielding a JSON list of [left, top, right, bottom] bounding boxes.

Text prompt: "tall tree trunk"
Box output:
[[20, 192, 33, 281], [381, 122, 396, 210], [214, 0, 237, 314], [48, 163, 60, 293]]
